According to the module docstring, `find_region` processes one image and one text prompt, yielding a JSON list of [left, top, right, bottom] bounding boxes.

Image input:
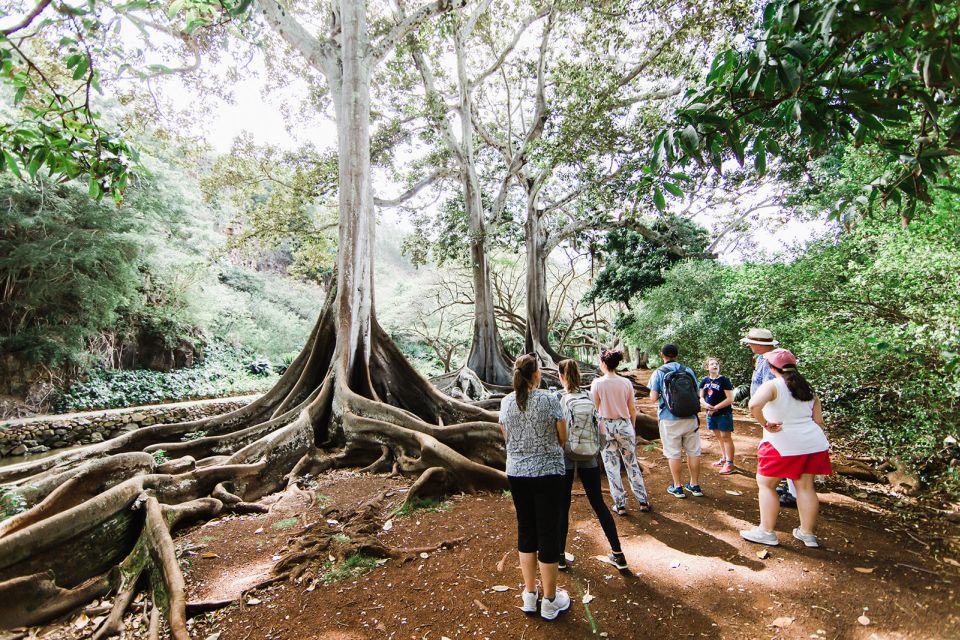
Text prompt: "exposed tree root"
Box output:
[[0, 301, 510, 636]]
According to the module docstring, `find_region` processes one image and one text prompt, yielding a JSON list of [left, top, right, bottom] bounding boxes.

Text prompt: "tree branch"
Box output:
[[372, 0, 467, 65], [705, 199, 777, 253], [469, 7, 551, 89], [1, 0, 52, 36], [256, 0, 336, 79], [374, 170, 450, 207]]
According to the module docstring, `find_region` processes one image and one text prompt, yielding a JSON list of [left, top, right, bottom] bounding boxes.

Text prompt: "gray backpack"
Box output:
[[562, 392, 601, 460]]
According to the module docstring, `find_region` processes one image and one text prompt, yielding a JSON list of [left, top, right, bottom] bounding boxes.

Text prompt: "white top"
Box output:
[[760, 378, 830, 456]]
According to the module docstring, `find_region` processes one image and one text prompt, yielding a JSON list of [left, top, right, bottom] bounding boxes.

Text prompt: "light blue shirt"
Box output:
[[751, 352, 774, 397], [649, 361, 699, 421]]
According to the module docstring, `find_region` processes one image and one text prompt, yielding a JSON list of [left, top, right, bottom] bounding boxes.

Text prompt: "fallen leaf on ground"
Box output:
[[757, 549, 771, 559], [473, 599, 488, 612], [490, 585, 510, 592], [725, 490, 743, 496], [858, 615, 871, 626], [496, 551, 511, 573], [770, 616, 794, 628], [253, 527, 264, 534], [582, 593, 595, 604], [419, 552, 430, 559], [326, 519, 339, 526], [74, 613, 89, 629], [245, 597, 261, 606], [204, 634, 221, 640], [382, 519, 393, 531], [201, 553, 219, 559], [854, 567, 875, 573]]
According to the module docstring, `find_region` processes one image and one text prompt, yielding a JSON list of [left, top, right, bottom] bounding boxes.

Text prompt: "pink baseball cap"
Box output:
[[766, 348, 798, 369]]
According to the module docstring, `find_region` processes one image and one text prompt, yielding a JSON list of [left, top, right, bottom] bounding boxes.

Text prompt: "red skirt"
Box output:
[[757, 442, 833, 480]]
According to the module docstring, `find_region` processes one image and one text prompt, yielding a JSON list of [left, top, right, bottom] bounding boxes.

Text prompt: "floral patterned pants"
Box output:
[[600, 418, 649, 508]]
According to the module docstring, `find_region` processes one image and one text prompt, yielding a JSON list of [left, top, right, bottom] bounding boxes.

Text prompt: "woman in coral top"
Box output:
[[590, 349, 651, 515]]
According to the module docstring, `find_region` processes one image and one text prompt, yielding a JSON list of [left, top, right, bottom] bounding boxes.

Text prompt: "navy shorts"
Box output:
[[707, 412, 734, 432]]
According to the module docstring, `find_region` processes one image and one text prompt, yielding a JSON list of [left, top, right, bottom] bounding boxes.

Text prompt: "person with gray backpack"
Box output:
[[556, 359, 627, 570], [649, 343, 704, 498]]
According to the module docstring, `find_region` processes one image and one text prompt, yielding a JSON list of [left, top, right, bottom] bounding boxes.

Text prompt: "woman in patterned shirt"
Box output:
[[499, 354, 571, 620]]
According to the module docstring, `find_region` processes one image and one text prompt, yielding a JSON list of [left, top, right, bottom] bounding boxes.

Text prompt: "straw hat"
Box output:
[[740, 328, 779, 346]]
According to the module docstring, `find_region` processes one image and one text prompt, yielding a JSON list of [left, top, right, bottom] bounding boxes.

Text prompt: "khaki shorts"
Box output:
[[659, 418, 701, 460]]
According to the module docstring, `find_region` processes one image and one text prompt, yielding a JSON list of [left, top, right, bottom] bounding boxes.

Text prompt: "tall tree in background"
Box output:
[[402, 1, 547, 385], [474, 0, 749, 365]]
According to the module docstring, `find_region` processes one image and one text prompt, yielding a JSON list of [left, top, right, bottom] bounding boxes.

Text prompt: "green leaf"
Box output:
[[88, 178, 101, 199], [679, 125, 699, 154], [663, 181, 684, 198], [777, 59, 801, 94], [2, 150, 22, 178], [782, 40, 811, 61], [653, 187, 666, 212], [72, 57, 89, 81], [754, 142, 767, 175]]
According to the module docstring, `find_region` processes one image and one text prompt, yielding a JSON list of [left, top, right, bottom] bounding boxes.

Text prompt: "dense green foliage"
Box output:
[[587, 215, 710, 305], [621, 201, 960, 493], [0, 174, 152, 367], [52, 340, 278, 412], [652, 0, 960, 222]]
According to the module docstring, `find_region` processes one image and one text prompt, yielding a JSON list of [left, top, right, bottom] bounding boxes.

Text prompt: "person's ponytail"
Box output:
[[779, 367, 814, 402], [513, 354, 539, 411], [557, 359, 581, 393]]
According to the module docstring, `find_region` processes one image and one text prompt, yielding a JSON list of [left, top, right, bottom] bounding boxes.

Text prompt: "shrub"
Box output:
[[622, 207, 960, 495], [52, 340, 278, 412]]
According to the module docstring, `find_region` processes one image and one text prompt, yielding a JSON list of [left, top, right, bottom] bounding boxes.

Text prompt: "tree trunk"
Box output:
[[523, 188, 564, 368], [458, 33, 513, 386], [0, 3, 510, 634]]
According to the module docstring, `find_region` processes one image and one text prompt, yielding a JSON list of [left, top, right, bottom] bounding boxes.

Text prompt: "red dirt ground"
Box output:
[[17, 371, 960, 640]]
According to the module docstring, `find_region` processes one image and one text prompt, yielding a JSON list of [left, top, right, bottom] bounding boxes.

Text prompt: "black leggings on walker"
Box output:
[[508, 474, 564, 563], [559, 464, 622, 555]]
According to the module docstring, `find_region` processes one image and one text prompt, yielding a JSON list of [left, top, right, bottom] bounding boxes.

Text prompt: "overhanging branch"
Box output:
[[372, 0, 467, 65]]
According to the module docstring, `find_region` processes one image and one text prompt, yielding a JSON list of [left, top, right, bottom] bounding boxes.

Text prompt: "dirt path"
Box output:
[[26, 374, 959, 640]]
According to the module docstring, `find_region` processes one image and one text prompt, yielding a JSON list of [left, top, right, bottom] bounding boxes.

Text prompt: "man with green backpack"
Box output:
[[649, 343, 704, 499]]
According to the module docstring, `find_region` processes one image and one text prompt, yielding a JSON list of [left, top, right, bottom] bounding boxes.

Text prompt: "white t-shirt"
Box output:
[[760, 378, 830, 456]]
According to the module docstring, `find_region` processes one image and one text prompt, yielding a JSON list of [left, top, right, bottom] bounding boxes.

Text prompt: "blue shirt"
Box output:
[[751, 353, 774, 397], [649, 361, 699, 420]]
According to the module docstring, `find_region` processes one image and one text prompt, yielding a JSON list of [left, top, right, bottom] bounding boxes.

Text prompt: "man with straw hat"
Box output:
[[741, 329, 798, 508], [740, 328, 779, 395]]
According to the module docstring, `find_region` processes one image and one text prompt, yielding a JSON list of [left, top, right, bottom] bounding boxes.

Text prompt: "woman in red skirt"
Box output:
[[741, 349, 832, 548]]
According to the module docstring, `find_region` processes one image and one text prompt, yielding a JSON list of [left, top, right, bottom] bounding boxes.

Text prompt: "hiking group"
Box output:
[[497, 328, 833, 620]]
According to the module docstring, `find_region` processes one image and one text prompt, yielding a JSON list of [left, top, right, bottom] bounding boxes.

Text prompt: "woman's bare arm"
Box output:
[[749, 381, 781, 432], [812, 397, 825, 428]]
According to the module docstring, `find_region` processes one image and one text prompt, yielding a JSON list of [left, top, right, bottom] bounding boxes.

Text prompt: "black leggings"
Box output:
[[508, 474, 564, 563], [559, 464, 622, 554]]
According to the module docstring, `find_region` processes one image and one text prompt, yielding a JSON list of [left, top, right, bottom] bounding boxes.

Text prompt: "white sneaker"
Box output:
[[793, 527, 820, 548], [521, 590, 538, 613], [540, 588, 570, 620], [740, 526, 779, 546]]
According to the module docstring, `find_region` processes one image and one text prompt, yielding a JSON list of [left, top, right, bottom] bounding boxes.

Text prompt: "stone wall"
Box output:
[[0, 396, 257, 458]]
